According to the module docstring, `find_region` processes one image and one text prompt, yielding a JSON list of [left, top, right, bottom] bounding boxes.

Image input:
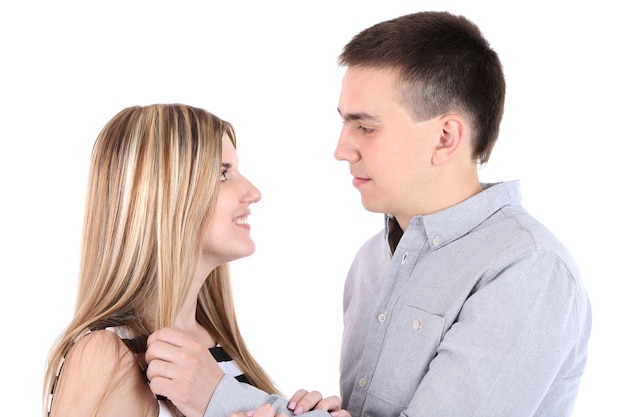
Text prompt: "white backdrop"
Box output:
[[1, 1, 623, 416]]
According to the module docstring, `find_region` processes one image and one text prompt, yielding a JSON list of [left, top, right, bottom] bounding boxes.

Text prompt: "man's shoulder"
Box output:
[[355, 228, 387, 253], [497, 205, 576, 259]]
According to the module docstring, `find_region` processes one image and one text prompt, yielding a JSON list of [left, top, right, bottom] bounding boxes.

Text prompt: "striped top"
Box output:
[[48, 327, 249, 416], [209, 345, 250, 384]]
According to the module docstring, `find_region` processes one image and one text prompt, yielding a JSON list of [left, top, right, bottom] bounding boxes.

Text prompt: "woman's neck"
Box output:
[[171, 264, 217, 348]]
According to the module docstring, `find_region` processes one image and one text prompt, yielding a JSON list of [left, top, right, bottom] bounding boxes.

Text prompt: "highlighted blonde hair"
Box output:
[[43, 104, 278, 415]]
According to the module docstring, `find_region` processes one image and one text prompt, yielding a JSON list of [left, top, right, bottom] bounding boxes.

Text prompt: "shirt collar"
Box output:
[[385, 181, 522, 253]]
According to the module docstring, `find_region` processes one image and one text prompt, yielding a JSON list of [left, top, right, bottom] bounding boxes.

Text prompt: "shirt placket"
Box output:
[[349, 222, 426, 414]]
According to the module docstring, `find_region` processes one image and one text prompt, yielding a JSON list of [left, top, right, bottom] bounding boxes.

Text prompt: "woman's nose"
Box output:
[[243, 178, 261, 203]]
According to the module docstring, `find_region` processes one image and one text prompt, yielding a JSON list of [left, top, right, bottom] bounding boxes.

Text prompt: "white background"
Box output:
[[1, 1, 623, 416]]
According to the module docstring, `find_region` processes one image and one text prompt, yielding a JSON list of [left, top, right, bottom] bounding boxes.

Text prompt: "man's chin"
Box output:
[[360, 198, 384, 214]]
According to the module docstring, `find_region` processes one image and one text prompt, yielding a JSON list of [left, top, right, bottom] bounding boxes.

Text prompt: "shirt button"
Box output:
[[413, 320, 421, 330], [378, 313, 387, 323], [401, 252, 409, 264], [432, 237, 440, 246], [359, 377, 367, 388]]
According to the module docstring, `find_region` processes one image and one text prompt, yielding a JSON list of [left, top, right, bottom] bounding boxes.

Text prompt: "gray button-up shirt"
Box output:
[[340, 181, 591, 417]]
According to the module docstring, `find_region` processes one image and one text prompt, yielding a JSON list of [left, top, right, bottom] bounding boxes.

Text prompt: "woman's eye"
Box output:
[[220, 170, 228, 181]]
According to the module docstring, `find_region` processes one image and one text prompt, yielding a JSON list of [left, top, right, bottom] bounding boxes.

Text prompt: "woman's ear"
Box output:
[[432, 114, 465, 165]]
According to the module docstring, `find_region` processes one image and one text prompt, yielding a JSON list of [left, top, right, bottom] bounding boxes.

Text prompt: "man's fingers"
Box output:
[[147, 375, 170, 398], [145, 357, 174, 383], [145, 326, 221, 417], [146, 328, 205, 365], [147, 327, 193, 348], [145, 339, 177, 364]]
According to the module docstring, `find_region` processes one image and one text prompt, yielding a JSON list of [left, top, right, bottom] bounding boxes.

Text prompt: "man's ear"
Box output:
[[432, 114, 465, 165]]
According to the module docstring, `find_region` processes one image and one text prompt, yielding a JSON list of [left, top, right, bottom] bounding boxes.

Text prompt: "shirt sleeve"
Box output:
[[204, 376, 333, 417]]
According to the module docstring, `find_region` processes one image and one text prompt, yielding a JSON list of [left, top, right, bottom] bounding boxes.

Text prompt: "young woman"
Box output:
[[42, 104, 342, 417]]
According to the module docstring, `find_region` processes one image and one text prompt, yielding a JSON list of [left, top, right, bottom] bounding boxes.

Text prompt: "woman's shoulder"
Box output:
[[60, 328, 138, 373], [49, 329, 158, 417]]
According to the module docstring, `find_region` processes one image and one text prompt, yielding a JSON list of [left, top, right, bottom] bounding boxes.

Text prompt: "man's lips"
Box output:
[[352, 176, 371, 188]]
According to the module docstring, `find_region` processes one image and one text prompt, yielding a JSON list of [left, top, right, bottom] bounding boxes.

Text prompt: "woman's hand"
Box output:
[[230, 404, 289, 417], [288, 389, 350, 417], [228, 402, 351, 417]]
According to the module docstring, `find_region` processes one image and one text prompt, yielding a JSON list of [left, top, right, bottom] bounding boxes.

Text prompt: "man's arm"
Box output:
[[146, 327, 341, 417], [402, 252, 590, 417]]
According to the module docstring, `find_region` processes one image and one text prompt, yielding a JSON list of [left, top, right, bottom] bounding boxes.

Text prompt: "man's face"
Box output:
[[335, 66, 442, 229]]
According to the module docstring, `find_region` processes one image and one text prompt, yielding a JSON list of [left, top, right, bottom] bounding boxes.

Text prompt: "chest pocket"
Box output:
[[365, 305, 446, 411]]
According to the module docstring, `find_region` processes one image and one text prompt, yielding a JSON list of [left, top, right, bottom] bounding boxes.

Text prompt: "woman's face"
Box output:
[[200, 134, 262, 266]]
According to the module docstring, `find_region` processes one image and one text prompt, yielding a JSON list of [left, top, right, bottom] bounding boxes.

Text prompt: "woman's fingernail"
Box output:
[[294, 406, 304, 415], [288, 402, 296, 410], [246, 411, 255, 417]]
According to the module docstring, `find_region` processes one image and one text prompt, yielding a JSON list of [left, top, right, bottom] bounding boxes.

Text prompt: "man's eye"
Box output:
[[358, 126, 374, 134]]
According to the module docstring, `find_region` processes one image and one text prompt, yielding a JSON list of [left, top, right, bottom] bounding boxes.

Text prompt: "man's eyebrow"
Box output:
[[337, 108, 381, 123]]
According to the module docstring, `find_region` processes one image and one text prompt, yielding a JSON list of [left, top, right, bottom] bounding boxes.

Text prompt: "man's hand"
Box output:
[[146, 327, 225, 417]]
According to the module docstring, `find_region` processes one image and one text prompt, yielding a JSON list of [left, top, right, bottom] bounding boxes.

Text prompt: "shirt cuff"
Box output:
[[204, 376, 333, 417]]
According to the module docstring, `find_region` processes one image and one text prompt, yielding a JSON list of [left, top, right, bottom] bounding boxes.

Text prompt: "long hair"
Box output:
[[43, 104, 279, 415]]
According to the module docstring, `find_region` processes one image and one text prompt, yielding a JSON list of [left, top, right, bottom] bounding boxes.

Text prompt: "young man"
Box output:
[[334, 11, 591, 417]]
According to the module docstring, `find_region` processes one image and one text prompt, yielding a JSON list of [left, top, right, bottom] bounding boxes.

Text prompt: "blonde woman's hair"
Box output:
[[43, 104, 279, 415]]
